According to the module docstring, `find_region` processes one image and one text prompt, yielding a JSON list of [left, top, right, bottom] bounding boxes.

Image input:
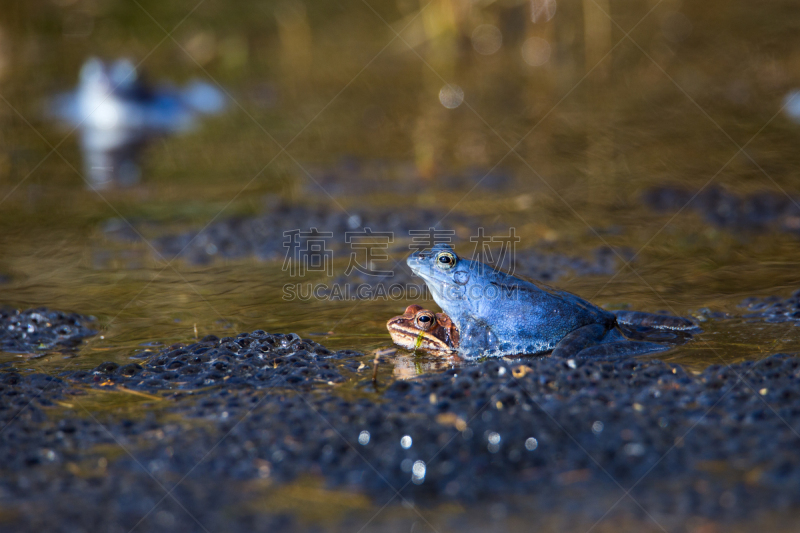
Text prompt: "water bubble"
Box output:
[[488, 432, 501, 445], [530, 0, 557, 23], [471, 25, 502, 55], [521, 37, 551, 67], [624, 442, 645, 456], [439, 85, 464, 109], [525, 437, 538, 450], [358, 430, 370, 445], [347, 214, 362, 229], [592, 421, 604, 434], [411, 460, 426, 484], [400, 435, 412, 449]]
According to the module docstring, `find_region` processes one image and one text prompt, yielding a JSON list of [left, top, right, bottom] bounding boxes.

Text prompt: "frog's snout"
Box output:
[[406, 249, 431, 270]]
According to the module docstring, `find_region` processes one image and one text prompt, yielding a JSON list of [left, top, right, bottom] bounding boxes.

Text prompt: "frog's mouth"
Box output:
[[407, 253, 466, 306], [414, 329, 427, 350], [406, 251, 430, 273], [411, 273, 463, 309], [407, 261, 440, 290], [388, 322, 449, 352]]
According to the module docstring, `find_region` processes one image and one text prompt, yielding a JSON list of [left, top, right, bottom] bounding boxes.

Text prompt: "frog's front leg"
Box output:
[[456, 316, 500, 359]]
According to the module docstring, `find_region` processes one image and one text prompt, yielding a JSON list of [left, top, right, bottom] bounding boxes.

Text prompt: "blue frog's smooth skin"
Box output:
[[407, 243, 688, 359]]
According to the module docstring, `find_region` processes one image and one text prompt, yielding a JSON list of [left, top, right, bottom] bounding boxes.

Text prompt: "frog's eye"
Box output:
[[415, 312, 435, 331], [435, 251, 457, 270]]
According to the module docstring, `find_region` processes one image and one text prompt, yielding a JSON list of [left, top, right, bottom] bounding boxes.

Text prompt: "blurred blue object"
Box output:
[[786, 90, 800, 122], [48, 57, 227, 189]]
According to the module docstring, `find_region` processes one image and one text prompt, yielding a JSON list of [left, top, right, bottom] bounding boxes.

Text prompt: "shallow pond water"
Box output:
[[1, 0, 800, 531]]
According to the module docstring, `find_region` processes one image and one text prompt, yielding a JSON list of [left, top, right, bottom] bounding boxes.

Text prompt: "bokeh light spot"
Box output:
[[439, 85, 464, 109], [471, 25, 502, 55], [530, 0, 557, 23], [521, 37, 551, 67]]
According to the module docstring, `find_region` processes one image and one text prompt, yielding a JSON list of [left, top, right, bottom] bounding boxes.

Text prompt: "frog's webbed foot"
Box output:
[[551, 324, 608, 358], [574, 339, 669, 360], [456, 317, 500, 360], [552, 324, 669, 360], [612, 310, 701, 333]]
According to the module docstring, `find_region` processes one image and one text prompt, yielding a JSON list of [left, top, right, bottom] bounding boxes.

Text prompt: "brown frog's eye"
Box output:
[[435, 251, 457, 271], [415, 312, 436, 331]]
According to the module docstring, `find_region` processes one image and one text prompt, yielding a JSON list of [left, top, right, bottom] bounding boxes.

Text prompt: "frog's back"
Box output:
[[470, 264, 614, 351]]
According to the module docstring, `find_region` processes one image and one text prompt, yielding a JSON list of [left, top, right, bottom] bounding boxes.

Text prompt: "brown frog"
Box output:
[[386, 304, 459, 355]]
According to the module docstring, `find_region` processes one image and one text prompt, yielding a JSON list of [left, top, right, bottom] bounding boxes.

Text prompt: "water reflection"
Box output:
[[392, 351, 453, 379], [47, 57, 226, 189]]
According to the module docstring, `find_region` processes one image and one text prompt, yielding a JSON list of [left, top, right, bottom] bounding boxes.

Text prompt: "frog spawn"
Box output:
[[1, 307, 97, 354], [5, 332, 800, 528], [64, 331, 360, 390], [739, 290, 800, 324]]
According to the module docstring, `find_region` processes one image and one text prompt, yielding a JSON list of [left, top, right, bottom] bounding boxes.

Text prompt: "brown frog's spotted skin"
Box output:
[[387, 305, 459, 355]]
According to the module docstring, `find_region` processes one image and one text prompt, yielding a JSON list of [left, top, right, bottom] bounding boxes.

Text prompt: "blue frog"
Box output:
[[47, 57, 227, 188], [407, 243, 698, 359]]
